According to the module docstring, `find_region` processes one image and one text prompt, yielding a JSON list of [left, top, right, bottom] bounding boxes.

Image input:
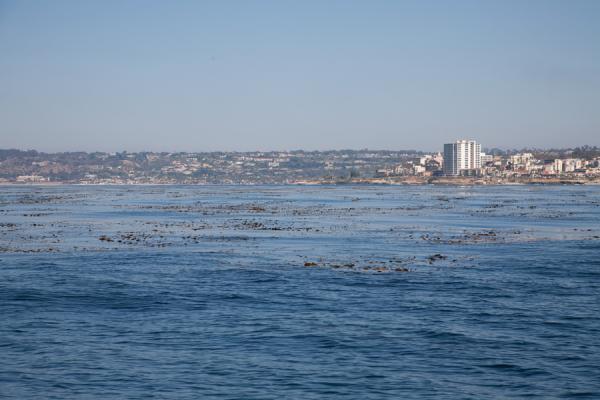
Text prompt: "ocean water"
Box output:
[[1, 185, 599, 399]]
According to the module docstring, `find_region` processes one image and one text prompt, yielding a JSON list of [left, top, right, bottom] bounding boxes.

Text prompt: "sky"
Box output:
[[1, 0, 599, 152]]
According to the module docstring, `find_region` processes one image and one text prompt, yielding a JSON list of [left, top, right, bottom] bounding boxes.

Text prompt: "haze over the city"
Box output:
[[1, 0, 599, 152]]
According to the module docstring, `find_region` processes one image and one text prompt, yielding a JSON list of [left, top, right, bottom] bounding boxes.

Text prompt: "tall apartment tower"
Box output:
[[443, 139, 482, 176]]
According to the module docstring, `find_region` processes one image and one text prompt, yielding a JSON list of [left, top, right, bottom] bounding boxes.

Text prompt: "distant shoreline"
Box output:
[[296, 177, 600, 185], [2, 177, 600, 186]]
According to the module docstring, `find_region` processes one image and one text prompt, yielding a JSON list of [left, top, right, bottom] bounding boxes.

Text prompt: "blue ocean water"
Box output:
[[1, 185, 599, 399]]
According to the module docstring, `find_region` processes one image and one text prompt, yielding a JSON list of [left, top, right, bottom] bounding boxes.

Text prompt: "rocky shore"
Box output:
[[295, 176, 600, 185]]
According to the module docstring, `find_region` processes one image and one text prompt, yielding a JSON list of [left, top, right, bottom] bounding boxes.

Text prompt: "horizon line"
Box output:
[[2, 145, 600, 154]]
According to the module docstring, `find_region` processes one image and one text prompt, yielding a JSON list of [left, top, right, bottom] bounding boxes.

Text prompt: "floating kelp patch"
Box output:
[[301, 253, 472, 273]]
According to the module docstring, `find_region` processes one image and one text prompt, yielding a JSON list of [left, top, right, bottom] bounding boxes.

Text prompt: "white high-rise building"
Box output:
[[443, 139, 481, 176]]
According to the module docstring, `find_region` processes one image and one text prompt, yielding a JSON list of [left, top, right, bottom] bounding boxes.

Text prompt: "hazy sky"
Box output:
[[1, 0, 599, 152]]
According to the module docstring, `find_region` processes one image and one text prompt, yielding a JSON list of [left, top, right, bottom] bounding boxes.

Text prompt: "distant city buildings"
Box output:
[[443, 140, 481, 176], [16, 175, 49, 183], [480, 153, 494, 164], [1, 146, 600, 184]]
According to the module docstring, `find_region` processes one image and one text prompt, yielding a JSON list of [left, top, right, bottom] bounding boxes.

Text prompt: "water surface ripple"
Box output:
[[1, 185, 599, 399]]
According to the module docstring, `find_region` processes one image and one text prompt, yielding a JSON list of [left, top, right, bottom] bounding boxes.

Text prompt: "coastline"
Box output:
[[307, 177, 600, 185], [2, 177, 600, 186]]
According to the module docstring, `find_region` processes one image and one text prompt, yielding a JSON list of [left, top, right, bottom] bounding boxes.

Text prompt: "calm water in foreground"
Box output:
[[1, 185, 599, 399]]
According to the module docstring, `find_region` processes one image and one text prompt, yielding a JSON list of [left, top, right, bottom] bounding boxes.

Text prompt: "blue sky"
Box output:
[[1, 0, 599, 152]]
